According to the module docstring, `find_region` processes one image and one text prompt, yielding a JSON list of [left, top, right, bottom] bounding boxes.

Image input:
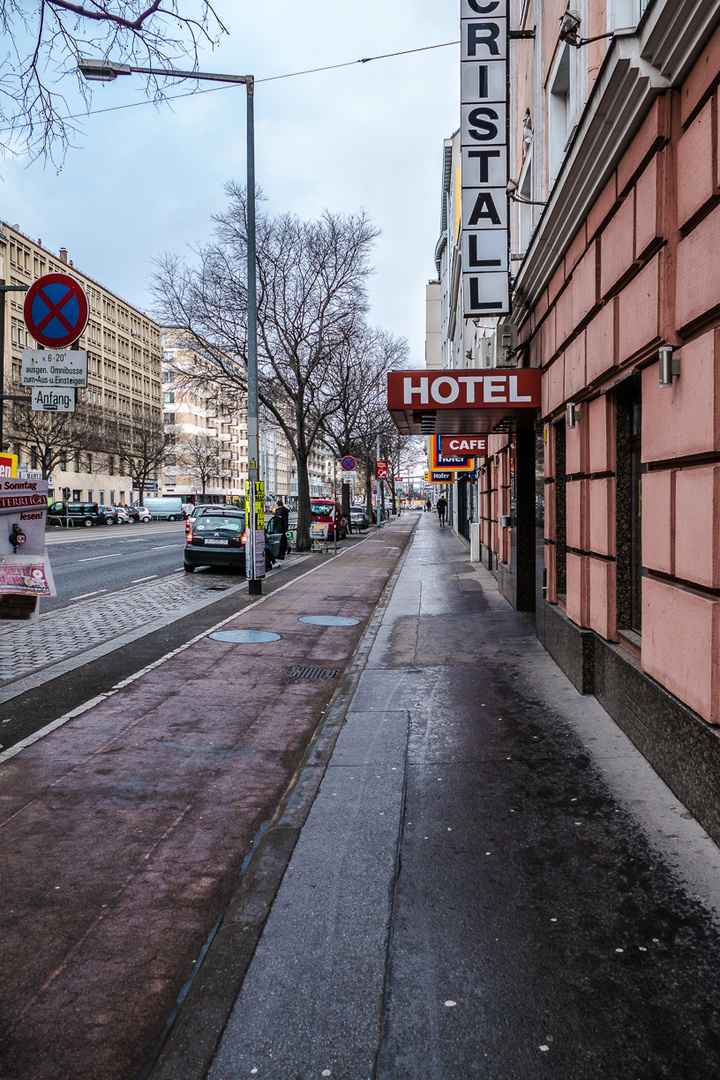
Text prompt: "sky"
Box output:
[[0, 1, 460, 364]]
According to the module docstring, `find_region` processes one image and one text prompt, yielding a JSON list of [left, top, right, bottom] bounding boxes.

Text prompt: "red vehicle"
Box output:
[[310, 498, 348, 540]]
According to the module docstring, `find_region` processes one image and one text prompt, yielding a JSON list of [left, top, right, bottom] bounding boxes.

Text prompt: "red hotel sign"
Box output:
[[387, 369, 540, 409]]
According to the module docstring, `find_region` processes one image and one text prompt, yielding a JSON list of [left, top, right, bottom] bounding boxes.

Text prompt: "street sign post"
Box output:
[[24, 274, 89, 349], [21, 349, 87, 388]]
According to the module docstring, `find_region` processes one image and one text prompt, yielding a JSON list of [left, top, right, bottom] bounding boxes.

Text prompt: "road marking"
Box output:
[[131, 575, 157, 583], [78, 553, 123, 563], [73, 590, 107, 600]]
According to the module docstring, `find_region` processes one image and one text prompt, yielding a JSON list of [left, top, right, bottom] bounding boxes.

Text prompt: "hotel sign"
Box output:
[[387, 370, 540, 409], [461, 0, 509, 316]]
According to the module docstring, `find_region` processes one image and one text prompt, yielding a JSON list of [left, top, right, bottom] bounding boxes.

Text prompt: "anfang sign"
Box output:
[[461, 0, 510, 316]]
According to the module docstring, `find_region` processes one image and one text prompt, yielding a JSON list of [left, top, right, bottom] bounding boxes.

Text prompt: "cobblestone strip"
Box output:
[[0, 555, 308, 683]]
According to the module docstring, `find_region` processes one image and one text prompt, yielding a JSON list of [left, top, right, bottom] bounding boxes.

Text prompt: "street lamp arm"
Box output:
[[78, 57, 251, 85]]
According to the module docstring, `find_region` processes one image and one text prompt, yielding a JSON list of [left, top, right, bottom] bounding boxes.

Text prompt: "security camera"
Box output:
[[559, 10, 582, 45]]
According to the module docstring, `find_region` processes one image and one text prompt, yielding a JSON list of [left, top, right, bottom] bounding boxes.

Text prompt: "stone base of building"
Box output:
[[537, 599, 720, 848]]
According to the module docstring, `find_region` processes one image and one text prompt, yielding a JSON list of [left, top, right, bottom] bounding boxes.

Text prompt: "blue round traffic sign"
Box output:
[[24, 273, 89, 348], [341, 455, 356, 472]]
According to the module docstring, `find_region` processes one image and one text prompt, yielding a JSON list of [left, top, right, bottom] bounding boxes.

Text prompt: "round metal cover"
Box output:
[[210, 629, 281, 643], [298, 615, 359, 627]]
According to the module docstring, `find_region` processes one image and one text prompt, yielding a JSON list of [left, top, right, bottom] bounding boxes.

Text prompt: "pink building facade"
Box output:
[[432, 1, 720, 841]]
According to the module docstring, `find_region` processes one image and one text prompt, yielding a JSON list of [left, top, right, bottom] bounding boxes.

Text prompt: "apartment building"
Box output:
[[161, 329, 299, 504], [0, 222, 162, 503]]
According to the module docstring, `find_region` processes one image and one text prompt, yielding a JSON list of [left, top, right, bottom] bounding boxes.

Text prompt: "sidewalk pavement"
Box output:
[[155, 513, 720, 1080]]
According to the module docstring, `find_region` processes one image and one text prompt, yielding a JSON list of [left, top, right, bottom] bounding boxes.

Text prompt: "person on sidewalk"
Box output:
[[425, 499, 431, 512], [272, 498, 290, 559], [437, 495, 447, 527]]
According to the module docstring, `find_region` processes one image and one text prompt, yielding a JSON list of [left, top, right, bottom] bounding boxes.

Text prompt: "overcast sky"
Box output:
[[0, 1, 459, 362]]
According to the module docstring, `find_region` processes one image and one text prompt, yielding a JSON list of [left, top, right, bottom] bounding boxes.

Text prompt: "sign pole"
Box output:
[[333, 456, 338, 556]]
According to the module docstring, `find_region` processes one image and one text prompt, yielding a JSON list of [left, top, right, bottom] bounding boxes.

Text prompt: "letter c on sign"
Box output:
[[431, 378, 460, 404]]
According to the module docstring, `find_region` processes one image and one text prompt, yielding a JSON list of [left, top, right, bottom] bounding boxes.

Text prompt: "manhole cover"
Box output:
[[298, 615, 359, 627], [288, 666, 340, 680], [210, 630, 281, 643]]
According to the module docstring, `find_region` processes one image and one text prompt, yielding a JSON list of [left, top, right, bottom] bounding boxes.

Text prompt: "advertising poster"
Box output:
[[0, 479, 56, 618]]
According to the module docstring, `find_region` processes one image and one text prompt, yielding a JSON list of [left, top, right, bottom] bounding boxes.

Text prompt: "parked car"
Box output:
[[349, 505, 369, 531], [184, 508, 247, 573], [122, 505, 152, 523], [47, 501, 100, 528], [98, 505, 121, 525], [113, 506, 132, 524], [310, 499, 348, 540]]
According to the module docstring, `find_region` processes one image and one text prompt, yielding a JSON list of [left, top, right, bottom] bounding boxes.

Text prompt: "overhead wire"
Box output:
[[47, 39, 461, 125]]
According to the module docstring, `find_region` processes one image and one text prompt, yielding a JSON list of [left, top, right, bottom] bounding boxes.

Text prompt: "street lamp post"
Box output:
[[78, 58, 262, 593]]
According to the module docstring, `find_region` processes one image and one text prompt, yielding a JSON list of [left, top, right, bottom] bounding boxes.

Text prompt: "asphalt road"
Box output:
[[43, 520, 186, 611]]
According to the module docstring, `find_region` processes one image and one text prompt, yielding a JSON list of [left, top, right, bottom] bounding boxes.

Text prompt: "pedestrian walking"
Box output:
[[273, 498, 290, 559], [437, 495, 447, 527], [425, 499, 431, 512]]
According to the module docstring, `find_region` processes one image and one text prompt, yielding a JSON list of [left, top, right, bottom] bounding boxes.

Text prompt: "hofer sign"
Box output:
[[387, 369, 541, 409]]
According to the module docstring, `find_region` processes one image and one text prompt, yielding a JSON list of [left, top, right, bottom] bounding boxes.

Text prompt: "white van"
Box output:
[[133, 496, 185, 521]]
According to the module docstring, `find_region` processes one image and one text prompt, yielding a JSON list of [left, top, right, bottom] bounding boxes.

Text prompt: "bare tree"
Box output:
[[322, 326, 408, 520], [177, 430, 226, 498], [115, 412, 170, 504], [152, 185, 380, 550], [1, 1, 226, 163], [8, 387, 112, 479]]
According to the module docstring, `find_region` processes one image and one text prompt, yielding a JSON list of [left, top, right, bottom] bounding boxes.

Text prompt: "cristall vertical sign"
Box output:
[[461, 0, 510, 316]]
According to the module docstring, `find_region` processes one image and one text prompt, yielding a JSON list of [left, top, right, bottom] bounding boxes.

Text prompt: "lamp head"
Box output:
[[559, 10, 582, 46], [78, 58, 131, 82]]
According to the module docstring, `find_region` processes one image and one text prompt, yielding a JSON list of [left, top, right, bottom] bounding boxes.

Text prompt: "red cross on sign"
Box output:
[[24, 274, 89, 349]]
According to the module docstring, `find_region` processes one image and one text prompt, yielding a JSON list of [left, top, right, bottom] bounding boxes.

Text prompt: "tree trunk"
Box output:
[[295, 455, 312, 552]]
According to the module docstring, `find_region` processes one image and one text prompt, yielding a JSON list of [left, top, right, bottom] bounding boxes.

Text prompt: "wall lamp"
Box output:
[[566, 402, 579, 428], [559, 10, 617, 48], [658, 346, 681, 387], [506, 179, 546, 206]]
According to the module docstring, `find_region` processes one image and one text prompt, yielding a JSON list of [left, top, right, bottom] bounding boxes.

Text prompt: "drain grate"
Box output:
[[288, 665, 341, 680]]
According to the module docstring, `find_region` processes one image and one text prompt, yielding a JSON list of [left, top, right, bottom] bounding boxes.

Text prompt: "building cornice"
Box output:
[[510, 0, 720, 326]]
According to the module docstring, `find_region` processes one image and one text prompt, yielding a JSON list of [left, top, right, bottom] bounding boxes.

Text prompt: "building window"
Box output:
[[165, 413, 176, 424], [87, 454, 92, 473], [164, 392, 175, 403], [74, 453, 80, 473], [99, 491, 105, 503], [87, 490, 93, 501], [73, 489, 81, 501], [30, 447, 38, 470], [616, 376, 643, 636], [549, 45, 571, 185]]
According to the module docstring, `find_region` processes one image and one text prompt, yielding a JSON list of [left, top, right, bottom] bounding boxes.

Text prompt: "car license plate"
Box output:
[[204, 538, 229, 545]]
